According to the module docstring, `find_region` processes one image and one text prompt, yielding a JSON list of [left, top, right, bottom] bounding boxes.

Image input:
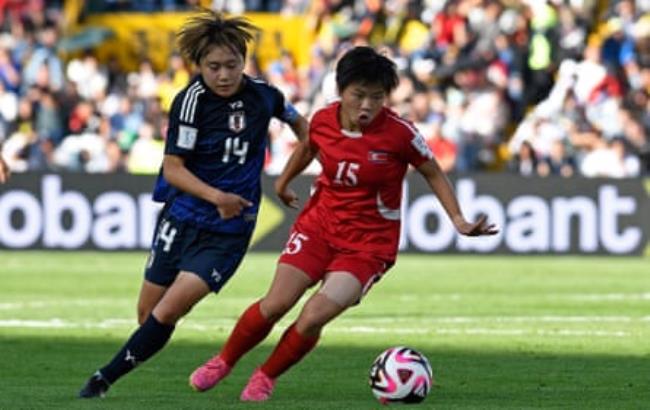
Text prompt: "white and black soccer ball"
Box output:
[[369, 346, 434, 405]]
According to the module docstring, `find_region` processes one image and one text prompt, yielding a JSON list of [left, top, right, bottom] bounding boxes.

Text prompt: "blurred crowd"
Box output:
[[0, 0, 649, 177]]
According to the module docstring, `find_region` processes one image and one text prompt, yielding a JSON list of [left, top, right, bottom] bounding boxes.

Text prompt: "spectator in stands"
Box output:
[[426, 114, 457, 174], [508, 140, 538, 177], [125, 121, 164, 174], [537, 139, 576, 177], [22, 22, 63, 92], [0, 46, 20, 93], [581, 136, 641, 177], [1, 97, 35, 172]]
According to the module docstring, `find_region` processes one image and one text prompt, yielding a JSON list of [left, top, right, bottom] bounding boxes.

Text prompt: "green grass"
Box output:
[[1, 252, 649, 409]]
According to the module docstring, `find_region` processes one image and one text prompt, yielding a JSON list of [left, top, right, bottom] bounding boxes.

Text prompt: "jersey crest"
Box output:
[[228, 111, 246, 133]]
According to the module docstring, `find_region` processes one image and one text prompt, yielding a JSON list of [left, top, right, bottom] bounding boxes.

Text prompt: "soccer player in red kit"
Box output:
[[189, 46, 498, 401]]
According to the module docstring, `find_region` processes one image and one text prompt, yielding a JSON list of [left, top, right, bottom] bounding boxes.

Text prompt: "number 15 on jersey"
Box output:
[[334, 161, 360, 186]]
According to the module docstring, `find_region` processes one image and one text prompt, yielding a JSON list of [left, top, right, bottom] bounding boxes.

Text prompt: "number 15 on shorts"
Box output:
[[283, 232, 308, 255]]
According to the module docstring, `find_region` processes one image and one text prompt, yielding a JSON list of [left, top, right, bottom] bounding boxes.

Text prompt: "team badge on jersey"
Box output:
[[228, 111, 246, 133], [368, 150, 389, 164]]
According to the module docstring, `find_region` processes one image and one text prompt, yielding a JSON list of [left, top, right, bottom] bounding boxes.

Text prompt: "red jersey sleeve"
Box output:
[[387, 111, 434, 168]]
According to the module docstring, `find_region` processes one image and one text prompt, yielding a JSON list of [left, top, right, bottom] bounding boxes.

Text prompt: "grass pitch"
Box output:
[[1, 252, 649, 409]]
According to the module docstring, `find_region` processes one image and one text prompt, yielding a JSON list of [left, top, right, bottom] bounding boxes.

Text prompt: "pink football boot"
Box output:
[[189, 355, 231, 392], [240, 369, 276, 402]]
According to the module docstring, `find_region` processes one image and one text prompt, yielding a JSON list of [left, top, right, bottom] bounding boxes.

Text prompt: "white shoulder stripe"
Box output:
[[187, 88, 205, 123], [180, 82, 205, 123], [387, 112, 433, 159], [180, 82, 200, 122], [387, 112, 420, 137], [180, 82, 201, 123]]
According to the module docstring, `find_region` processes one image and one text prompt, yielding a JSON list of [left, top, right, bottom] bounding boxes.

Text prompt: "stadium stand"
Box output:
[[0, 0, 648, 176]]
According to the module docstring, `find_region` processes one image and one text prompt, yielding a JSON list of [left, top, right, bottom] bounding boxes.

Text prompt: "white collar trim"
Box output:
[[341, 128, 363, 138]]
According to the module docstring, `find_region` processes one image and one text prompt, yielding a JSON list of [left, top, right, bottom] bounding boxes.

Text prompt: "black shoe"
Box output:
[[79, 371, 110, 398]]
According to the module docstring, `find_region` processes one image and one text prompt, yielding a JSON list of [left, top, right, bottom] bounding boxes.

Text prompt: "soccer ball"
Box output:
[[369, 346, 434, 404]]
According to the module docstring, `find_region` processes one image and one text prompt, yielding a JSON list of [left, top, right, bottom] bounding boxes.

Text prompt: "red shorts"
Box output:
[[277, 225, 393, 294]]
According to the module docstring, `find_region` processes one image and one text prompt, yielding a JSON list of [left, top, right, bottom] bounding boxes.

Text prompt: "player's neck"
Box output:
[[338, 112, 360, 133]]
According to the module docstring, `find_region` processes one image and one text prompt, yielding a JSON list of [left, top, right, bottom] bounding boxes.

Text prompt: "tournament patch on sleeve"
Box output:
[[177, 125, 198, 150], [410, 132, 433, 159]]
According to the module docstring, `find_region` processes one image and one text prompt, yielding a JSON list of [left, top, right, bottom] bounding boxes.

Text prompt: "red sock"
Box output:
[[220, 300, 273, 366], [260, 324, 319, 379]]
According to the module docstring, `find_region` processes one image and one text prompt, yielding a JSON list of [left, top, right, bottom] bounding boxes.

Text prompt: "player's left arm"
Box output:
[[416, 159, 498, 237], [287, 112, 309, 142]]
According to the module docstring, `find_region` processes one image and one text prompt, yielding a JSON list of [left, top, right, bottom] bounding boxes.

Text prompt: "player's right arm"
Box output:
[[162, 155, 251, 219], [274, 138, 318, 209]]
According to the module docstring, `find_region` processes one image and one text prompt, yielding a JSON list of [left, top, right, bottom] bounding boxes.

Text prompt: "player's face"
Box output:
[[339, 82, 386, 131], [199, 45, 245, 98]]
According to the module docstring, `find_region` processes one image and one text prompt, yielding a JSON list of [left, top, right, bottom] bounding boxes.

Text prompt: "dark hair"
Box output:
[[335, 46, 399, 93], [177, 9, 257, 65]]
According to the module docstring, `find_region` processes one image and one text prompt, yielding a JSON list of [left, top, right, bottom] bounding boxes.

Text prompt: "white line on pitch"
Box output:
[[2, 292, 649, 310], [0, 319, 637, 338], [327, 326, 630, 338]]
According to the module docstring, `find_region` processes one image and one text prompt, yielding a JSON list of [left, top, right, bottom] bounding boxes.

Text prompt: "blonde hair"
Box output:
[[177, 9, 257, 65]]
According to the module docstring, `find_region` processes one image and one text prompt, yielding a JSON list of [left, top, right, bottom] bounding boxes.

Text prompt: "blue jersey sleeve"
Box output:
[[270, 86, 300, 124], [165, 85, 203, 157]]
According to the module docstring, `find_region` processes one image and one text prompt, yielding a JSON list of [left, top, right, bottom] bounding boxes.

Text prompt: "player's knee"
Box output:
[[296, 306, 328, 336], [137, 310, 148, 325], [260, 297, 294, 322], [151, 306, 183, 325], [137, 304, 152, 325], [295, 316, 324, 337]]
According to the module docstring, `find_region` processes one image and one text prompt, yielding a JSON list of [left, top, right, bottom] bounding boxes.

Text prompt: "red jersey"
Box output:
[[294, 102, 433, 260]]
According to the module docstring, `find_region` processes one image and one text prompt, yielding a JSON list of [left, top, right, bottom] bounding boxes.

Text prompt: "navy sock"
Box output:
[[99, 314, 175, 384]]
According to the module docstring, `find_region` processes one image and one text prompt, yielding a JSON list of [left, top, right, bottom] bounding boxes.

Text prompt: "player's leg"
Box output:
[[190, 226, 327, 392], [190, 263, 314, 392], [225, 263, 314, 362], [136, 279, 167, 325], [136, 208, 173, 324], [79, 271, 210, 398], [260, 263, 314, 321], [240, 272, 362, 402], [79, 211, 198, 398]]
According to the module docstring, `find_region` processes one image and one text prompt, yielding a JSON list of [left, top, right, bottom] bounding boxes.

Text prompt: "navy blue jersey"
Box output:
[[153, 75, 299, 233]]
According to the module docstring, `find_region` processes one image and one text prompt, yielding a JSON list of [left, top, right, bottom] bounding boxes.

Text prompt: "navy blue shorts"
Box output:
[[144, 213, 252, 293]]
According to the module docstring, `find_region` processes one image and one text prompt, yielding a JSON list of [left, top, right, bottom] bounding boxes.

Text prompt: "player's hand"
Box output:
[[274, 179, 299, 209], [214, 191, 252, 219], [0, 156, 10, 184], [276, 186, 299, 209], [453, 214, 498, 237]]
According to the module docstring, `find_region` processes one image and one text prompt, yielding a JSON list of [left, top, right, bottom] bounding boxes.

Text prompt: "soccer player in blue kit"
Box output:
[[78, 10, 308, 398]]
